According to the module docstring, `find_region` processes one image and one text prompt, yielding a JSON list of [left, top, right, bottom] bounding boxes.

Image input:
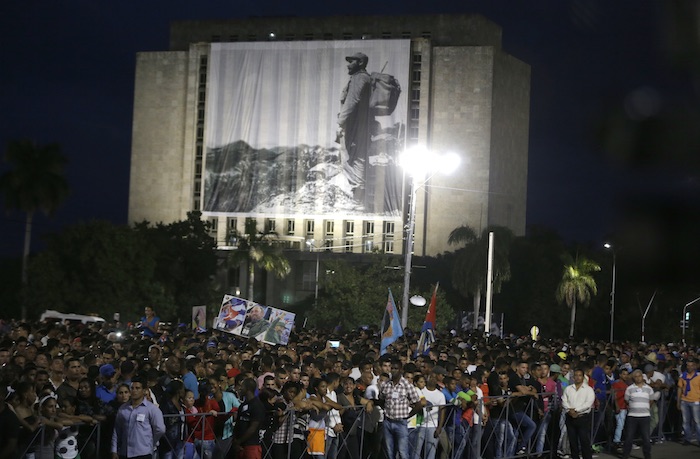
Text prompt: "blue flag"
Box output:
[[381, 289, 403, 355]]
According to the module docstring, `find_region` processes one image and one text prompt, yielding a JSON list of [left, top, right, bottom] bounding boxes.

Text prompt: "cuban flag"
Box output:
[[380, 289, 403, 355], [417, 283, 439, 355]]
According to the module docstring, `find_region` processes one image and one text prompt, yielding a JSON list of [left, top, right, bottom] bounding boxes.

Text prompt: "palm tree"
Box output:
[[447, 225, 514, 329], [556, 255, 601, 338], [227, 218, 291, 301], [0, 140, 69, 320]]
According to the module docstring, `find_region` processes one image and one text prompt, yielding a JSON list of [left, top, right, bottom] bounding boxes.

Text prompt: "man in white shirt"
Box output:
[[562, 368, 595, 459]]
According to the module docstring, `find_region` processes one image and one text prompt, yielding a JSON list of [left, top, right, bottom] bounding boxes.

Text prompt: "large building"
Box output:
[[128, 14, 530, 305]]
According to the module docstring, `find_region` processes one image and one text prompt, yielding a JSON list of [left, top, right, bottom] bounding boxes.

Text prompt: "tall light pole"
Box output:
[[305, 239, 320, 308], [682, 295, 700, 345], [399, 146, 460, 329], [604, 243, 617, 342]]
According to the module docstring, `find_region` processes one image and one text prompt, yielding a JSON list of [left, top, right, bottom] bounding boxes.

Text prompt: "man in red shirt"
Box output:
[[611, 368, 631, 449]]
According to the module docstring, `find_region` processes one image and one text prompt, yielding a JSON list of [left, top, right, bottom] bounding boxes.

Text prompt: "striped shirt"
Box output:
[[624, 383, 659, 417]]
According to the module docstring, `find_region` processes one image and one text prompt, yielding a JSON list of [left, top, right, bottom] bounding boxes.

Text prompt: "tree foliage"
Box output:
[[0, 140, 69, 319], [25, 213, 219, 322], [447, 225, 514, 327], [226, 218, 290, 301], [308, 256, 455, 332], [556, 254, 601, 338]]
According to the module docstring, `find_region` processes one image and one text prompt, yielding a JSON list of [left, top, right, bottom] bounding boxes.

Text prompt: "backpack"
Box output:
[[370, 62, 401, 116]]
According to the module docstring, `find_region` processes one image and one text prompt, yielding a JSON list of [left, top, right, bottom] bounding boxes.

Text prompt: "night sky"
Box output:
[[2, 0, 698, 277]]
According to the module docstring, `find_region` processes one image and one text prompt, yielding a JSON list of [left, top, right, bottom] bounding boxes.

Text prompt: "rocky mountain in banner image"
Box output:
[[203, 140, 363, 214]]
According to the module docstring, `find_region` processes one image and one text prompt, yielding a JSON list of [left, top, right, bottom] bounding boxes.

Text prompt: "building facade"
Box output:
[[128, 14, 530, 305]]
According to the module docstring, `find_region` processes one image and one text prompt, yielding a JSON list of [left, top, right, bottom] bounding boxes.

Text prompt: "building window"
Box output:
[[286, 219, 295, 235], [305, 220, 315, 237], [383, 221, 395, 235], [383, 240, 395, 253], [381, 31, 392, 39], [421, 31, 432, 39], [229, 35, 239, 42], [228, 217, 238, 231], [364, 240, 374, 253], [345, 221, 354, 235], [401, 31, 411, 38], [285, 33, 295, 41], [342, 32, 352, 40], [302, 262, 317, 291], [345, 239, 353, 253], [304, 33, 314, 40], [211, 35, 221, 42], [265, 218, 276, 233], [247, 34, 257, 41], [323, 33, 333, 40], [324, 220, 334, 236], [324, 239, 333, 251], [207, 217, 218, 237], [364, 221, 374, 235]]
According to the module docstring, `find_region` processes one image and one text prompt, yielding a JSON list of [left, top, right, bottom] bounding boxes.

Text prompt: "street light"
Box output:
[[603, 243, 617, 342], [682, 295, 700, 345], [398, 146, 460, 329], [305, 239, 321, 308]]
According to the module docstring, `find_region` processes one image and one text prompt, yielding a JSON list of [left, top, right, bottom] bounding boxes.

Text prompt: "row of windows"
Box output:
[[193, 55, 208, 211], [211, 31, 431, 43], [207, 217, 396, 252]]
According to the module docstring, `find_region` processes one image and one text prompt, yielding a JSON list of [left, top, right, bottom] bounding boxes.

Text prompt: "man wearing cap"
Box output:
[[97, 363, 118, 403], [337, 51, 372, 194], [432, 365, 447, 390]]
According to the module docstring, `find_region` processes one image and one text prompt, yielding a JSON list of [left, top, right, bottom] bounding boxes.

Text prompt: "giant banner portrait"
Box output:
[[214, 295, 295, 345], [204, 40, 410, 217]]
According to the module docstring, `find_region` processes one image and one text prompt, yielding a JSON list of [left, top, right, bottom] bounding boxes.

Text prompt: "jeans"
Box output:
[[185, 439, 215, 459], [680, 400, 700, 442], [534, 411, 551, 454], [452, 421, 471, 459], [613, 410, 627, 443], [621, 416, 650, 459], [409, 427, 438, 459], [162, 443, 185, 459], [493, 419, 515, 459], [512, 411, 536, 452], [326, 434, 340, 459], [384, 418, 410, 459], [445, 423, 465, 459]]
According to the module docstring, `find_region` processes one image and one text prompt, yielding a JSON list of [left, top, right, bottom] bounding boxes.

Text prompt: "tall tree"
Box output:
[[556, 255, 601, 338], [0, 140, 69, 320], [227, 218, 290, 301], [447, 225, 514, 329]]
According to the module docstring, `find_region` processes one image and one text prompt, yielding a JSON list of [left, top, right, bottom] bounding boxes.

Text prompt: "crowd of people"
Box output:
[[0, 309, 698, 459]]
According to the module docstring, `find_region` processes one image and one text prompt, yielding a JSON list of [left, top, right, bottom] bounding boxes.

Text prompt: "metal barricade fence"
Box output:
[[19, 421, 101, 459], [28, 388, 678, 459]]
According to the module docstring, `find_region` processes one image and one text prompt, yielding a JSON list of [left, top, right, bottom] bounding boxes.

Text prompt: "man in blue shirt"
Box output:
[[96, 363, 117, 403], [112, 375, 165, 459]]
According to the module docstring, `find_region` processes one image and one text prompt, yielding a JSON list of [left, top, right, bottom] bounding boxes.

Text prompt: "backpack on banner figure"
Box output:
[[370, 61, 402, 116]]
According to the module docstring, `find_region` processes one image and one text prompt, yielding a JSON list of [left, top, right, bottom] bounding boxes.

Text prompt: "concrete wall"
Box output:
[[129, 51, 191, 224], [488, 50, 530, 236], [423, 46, 495, 256]]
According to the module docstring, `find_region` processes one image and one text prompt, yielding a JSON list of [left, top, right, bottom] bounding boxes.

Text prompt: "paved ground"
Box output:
[[596, 440, 700, 459]]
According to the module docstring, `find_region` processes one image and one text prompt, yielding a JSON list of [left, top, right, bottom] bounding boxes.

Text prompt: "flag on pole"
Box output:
[[381, 289, 403, 355], [417, 283, 439, 355]]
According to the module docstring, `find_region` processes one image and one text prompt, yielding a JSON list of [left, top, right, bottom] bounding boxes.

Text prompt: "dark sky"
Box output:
[[2, 0, 698, 265]]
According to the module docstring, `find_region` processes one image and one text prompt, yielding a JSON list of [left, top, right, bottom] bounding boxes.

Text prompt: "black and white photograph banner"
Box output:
[[203, 40, 410, 217]]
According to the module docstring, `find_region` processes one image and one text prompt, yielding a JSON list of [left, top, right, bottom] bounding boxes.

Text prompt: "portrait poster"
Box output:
[[214, 295, 295, 345], [203, 40, 411, 218], [191, 305, 207, 330], [213, 295, 249, 334]]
